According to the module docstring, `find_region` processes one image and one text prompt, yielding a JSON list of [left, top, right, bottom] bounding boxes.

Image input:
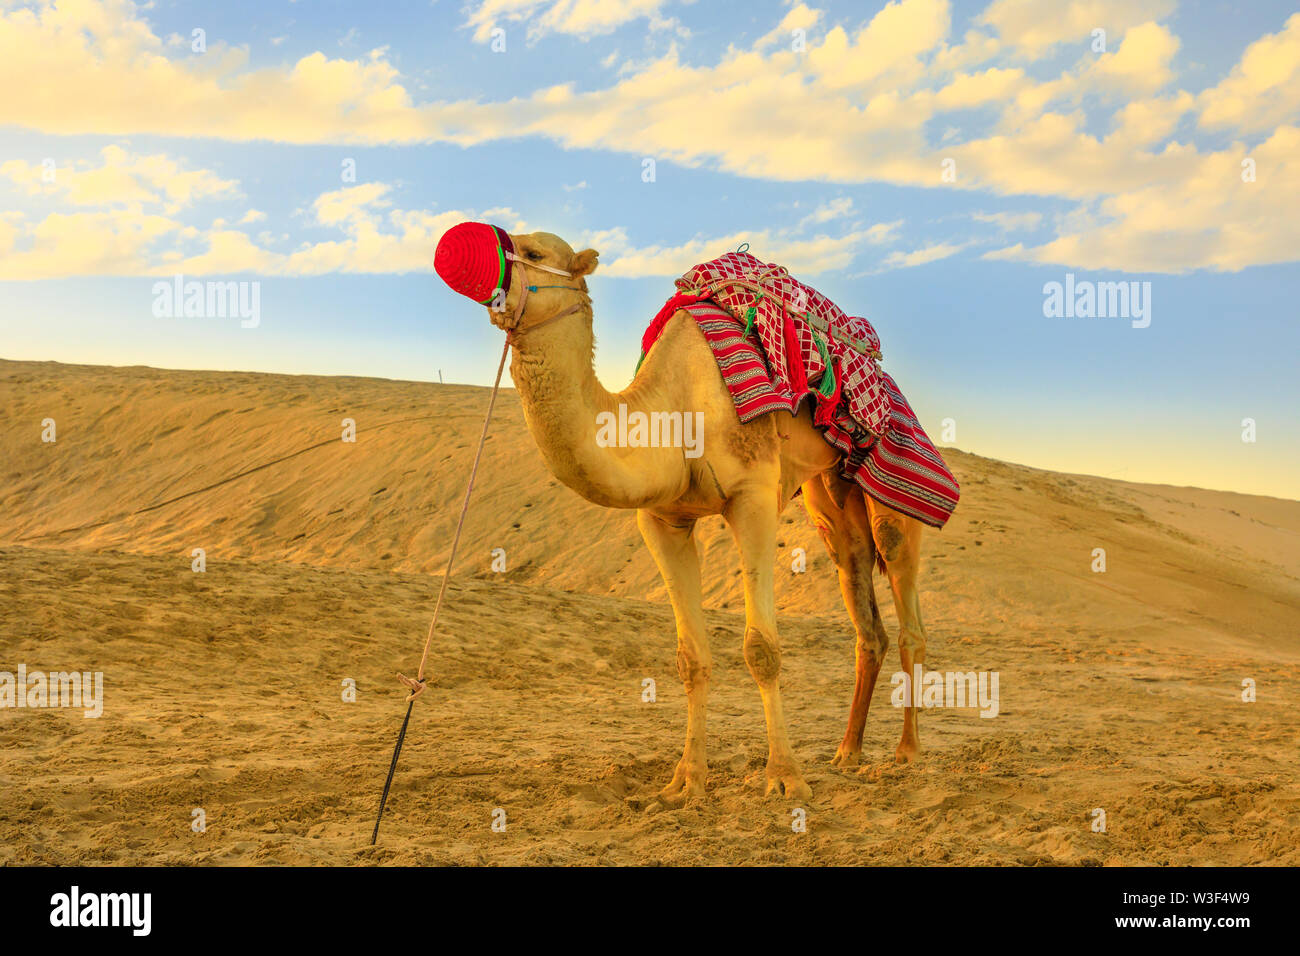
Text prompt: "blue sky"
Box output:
[[0, 0, 1297, 498]]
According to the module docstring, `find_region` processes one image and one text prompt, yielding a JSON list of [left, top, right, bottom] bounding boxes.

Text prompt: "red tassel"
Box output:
[[814, 357, 842, 427], [783, 310, 807, 395], [642, 291, 713, 354]]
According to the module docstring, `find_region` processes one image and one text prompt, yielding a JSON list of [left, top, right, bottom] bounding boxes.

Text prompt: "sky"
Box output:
[[0, 0, 1297, 499]]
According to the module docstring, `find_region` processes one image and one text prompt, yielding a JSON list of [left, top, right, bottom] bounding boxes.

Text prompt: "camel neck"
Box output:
[[508, 309, 685, 510]]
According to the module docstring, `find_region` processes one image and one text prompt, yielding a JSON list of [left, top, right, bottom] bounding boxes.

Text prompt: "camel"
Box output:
[[488, 231, 931, 804]]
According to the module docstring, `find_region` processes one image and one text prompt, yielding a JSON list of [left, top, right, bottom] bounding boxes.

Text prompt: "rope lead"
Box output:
[[370, 336, 512, 846]]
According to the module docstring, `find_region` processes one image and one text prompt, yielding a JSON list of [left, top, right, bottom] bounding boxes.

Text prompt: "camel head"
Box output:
[[434, 222, 598, 336]]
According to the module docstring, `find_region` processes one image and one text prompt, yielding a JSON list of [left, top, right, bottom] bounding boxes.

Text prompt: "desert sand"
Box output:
[[1, 356, 1297, 865]]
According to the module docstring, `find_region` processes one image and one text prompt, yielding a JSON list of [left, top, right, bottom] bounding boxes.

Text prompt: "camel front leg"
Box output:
[[725, 492, 811, 801], [637, 510, 712, 805]]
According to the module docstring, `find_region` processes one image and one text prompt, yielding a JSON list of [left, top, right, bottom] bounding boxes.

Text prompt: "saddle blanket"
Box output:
[[647, 300, 960, 529], [641, 250, 893, 435]]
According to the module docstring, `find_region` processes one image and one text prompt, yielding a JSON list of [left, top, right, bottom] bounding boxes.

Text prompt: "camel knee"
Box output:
[[676, 647, 711, 690], [897, 624, 926, 659], [872, 515, 906, 564], [855, 628, 887, 669], [814, 520, 846, 563], [871, 622, 890, 665], [743, 627, 781, 684]]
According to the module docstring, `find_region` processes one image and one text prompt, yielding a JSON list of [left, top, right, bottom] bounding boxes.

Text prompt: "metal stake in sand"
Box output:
[[370, 338, 511, 846]]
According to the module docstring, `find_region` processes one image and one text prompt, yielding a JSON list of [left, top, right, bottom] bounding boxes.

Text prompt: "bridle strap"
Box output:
[[502, 256, 588, 342], [505, 251, 572, 277], [508, 302, 586, 342]]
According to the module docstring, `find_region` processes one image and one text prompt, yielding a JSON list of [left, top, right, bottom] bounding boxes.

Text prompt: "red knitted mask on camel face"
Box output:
[[434, 222, 518, 306]]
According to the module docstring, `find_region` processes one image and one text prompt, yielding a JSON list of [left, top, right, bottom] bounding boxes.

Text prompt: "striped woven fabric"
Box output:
[[672, 251, 893, 434], [674, 301, 960, 529]]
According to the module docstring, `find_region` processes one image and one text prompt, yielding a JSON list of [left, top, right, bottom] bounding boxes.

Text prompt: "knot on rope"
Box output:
[[396, 672, 428, 702]]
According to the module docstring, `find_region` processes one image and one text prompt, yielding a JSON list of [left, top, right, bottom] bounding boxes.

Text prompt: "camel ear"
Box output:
[[570, 248, 599, 277]]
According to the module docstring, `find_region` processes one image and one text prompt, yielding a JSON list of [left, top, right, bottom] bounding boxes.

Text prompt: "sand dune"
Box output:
[[1, 357, 1298, 865]]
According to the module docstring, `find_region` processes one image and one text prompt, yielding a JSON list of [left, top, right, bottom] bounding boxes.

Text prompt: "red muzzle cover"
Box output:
[[435, 222, 514, 305]]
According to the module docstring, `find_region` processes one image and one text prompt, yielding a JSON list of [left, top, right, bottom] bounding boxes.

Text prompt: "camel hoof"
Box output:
[[894, 745, 919, 764], [657, 763, 706, 806], [656, 782, 705, 807], [765, 773, 812, 802], [831, 747, 861, 768]]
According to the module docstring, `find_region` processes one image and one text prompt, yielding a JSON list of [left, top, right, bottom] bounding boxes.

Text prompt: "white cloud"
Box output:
[[463, 0, 678, 44], [0, 1, 436, 144], [756, 3, 823, 51], [979, 0, 1175, 58], [597, 224, 900, 278], [0, 157, 528, 280], [309, 183, 392, 227], [880, 241, 969, 270], [798, 197, 854, 228], [0, 207, 181, 280], [2, 0, 1297, 275], [972, 210, 1043, 231], [1086, 21, 1180, 93], [1198, 13, 1300, 135], [0, 145, 237, 211], [985, 125, 1300, 273]]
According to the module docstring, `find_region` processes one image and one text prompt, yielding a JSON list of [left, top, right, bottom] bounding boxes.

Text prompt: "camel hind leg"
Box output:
[[801, 471, 889, 768], [866, 496, 928, 763]]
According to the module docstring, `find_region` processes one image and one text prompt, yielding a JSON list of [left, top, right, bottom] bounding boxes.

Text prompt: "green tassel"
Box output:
[[813, 334, 836, 398], [740, 293, 765, 337]]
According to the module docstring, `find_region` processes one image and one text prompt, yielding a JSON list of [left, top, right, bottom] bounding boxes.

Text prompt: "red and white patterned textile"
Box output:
[[642, 251, 892, 434], [664, 302, 960, 528], [640, 258, 960, 528]]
